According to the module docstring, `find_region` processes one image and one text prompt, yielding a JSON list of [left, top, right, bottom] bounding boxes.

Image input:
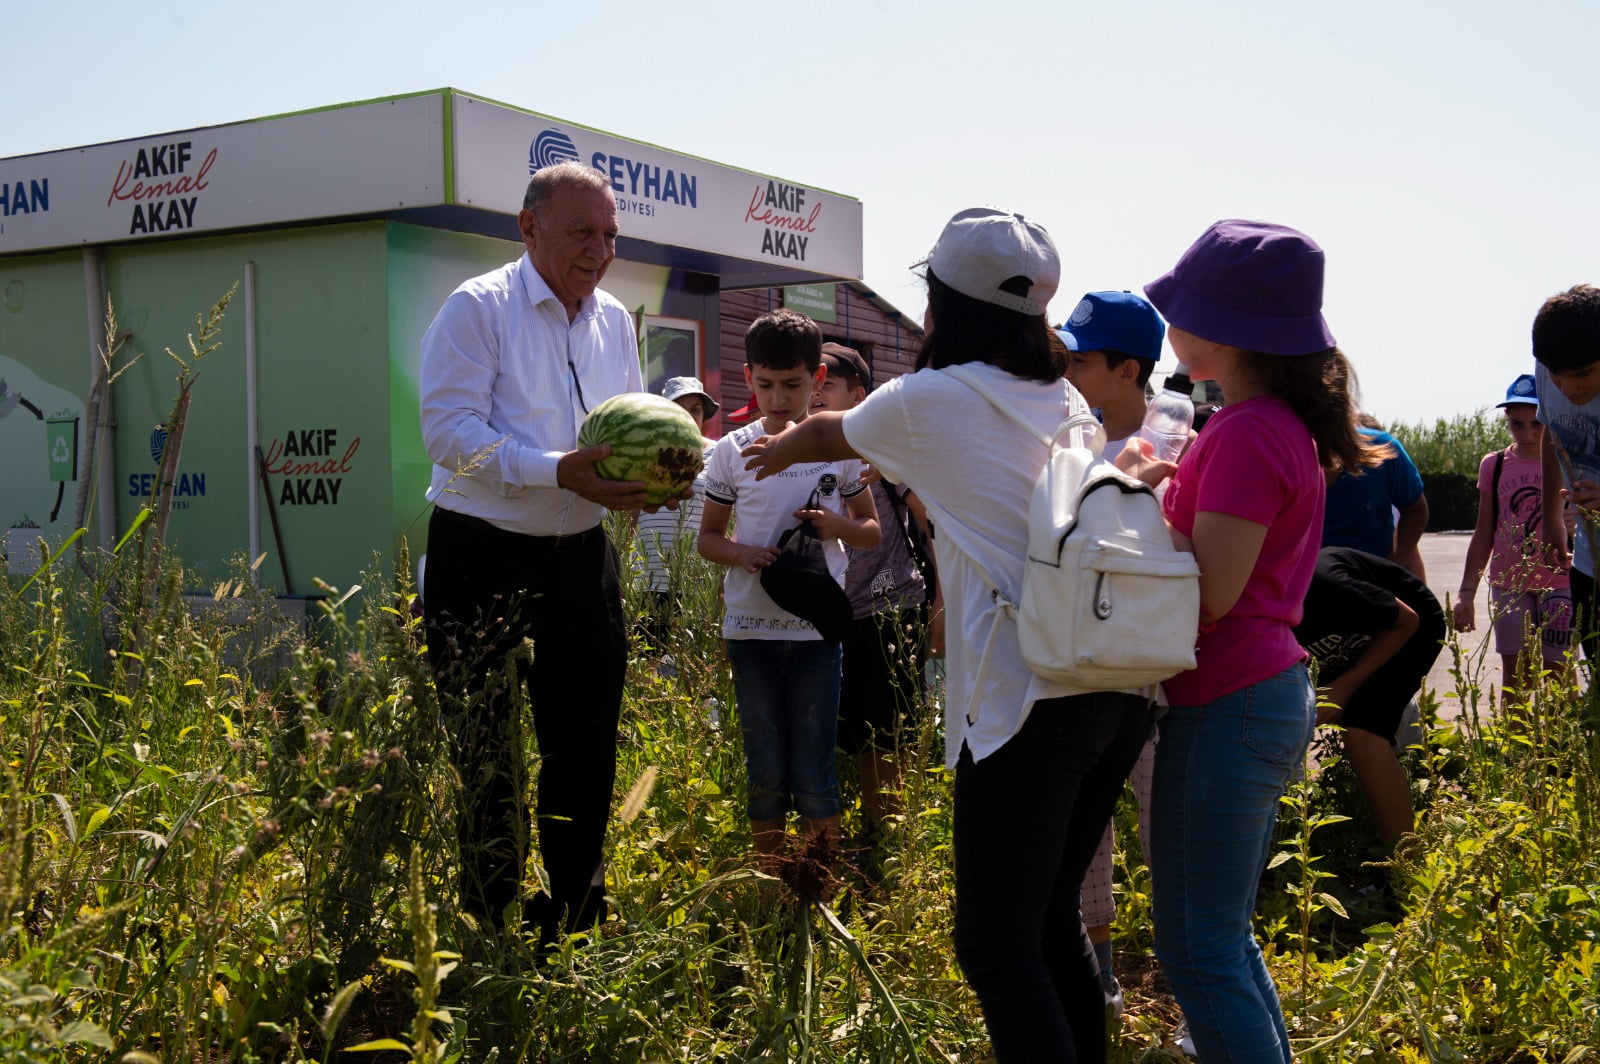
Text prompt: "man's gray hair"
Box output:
[[523, 162, 612, 212]]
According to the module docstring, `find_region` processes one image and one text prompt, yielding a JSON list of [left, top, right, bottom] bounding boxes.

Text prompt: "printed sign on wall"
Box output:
[[0, 96, 444, 253], [451, 95, 864, 280], [260, 426, 362, 507], [784, 284, 837, 324]]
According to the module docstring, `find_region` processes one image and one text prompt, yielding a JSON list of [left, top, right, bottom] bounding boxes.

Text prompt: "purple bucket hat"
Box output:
[[1144, 220, 1336, 356]]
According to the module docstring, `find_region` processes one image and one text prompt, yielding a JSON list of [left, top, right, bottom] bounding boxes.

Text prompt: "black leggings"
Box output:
[[423, 507, 627, 930], [952, 692, 1154, 1063]]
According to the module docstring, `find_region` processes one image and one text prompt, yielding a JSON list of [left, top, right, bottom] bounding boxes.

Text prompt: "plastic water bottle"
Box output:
[[1137, 368, 1195, 464]]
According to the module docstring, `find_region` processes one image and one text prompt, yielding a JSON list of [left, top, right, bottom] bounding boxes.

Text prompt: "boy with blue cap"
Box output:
[[1457, 374, 1575, 695], [1059, 289, 1167, 1017], [1060, 290, 1169, 450]]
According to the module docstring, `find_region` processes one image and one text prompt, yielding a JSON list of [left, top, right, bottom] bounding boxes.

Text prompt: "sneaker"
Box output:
[[1173, 1018, 1198, 1059], [1102, 978, 1124, 1020]]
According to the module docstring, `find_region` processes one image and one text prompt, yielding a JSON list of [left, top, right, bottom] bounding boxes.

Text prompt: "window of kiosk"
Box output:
[[639, 316, 703, 397]]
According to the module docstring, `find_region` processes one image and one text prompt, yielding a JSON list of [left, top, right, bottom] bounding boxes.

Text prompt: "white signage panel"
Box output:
[[450, 95, 863, 281], [0, 96, 446, 253]]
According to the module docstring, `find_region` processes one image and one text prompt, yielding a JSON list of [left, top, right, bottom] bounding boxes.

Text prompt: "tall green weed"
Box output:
[[1387, 408, 1509, 477], [3, 507, 1598, 1061]]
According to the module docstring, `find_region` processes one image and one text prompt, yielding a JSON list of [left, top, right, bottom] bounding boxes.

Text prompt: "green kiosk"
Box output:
[[0, 89, 863, 594]]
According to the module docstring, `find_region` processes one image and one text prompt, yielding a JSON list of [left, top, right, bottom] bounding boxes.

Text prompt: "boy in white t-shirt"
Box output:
[[697, 310, 880, 869]]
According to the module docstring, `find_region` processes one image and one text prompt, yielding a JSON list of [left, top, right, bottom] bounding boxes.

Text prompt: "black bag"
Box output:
[[760, 489, 854, 643]]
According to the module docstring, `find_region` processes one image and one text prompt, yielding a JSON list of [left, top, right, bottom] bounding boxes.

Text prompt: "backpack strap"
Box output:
[[883, 480, 937, 593], [1491, 448, 1506, 518], [941, 363, 1102, 451], [933, 364, 1100, 726]]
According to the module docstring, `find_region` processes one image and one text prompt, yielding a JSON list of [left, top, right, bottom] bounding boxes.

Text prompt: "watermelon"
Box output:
[[578, 392, 706, 505]]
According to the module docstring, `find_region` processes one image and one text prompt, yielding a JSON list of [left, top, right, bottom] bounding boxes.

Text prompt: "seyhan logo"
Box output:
[[528, 130, 581, 175], [527, 128, 698, 218], [128, 424, 205, 504]]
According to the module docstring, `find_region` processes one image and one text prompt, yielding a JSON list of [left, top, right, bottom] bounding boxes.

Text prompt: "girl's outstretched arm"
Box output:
[[742, 411, 860, 479]]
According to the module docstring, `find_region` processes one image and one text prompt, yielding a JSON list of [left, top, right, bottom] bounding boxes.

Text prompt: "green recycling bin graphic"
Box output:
[[46, 417, 78, 483], [0, 362, 85, 532]]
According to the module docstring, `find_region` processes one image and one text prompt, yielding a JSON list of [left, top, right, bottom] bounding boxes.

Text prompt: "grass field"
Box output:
[[2, 517, 1598, 1063]]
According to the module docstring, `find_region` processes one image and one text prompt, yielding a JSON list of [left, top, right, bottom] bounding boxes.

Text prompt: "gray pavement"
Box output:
[[1416, 531, 1494, 722]]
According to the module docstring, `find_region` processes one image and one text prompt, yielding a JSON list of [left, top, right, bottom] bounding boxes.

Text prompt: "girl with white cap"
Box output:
[[744, 206, 1153, 1062]]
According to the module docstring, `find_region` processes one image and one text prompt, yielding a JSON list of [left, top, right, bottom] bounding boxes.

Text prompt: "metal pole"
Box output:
[[82, 247, 115, 550], [244, 261, 260, 585]]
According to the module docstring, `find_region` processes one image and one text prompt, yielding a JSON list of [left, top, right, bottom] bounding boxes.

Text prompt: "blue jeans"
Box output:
[[1151, 664, 1315, 1064], [952, 692, 1154, 1062], [726, 639, 844, 821]]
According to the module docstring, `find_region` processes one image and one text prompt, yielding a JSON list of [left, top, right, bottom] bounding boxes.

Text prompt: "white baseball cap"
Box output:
[[926, 207, 1060, 316]]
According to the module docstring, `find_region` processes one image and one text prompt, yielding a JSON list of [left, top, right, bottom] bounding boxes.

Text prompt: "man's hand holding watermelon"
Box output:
[[556, 441, 690, 512], [557, 443, 648, 509]]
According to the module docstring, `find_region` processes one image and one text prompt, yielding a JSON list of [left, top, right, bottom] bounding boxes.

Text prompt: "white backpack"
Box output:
[[941, 365, 1201, 713]]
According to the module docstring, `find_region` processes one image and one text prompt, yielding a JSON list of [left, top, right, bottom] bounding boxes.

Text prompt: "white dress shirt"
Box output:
[[420, 253, 643, 536]]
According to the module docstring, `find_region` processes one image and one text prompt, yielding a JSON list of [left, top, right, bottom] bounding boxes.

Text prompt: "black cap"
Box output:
[[820, 343, 872, 391]]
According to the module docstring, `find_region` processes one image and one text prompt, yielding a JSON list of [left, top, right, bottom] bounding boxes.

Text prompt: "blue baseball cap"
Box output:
[[1496, 373, 1538, 409], [1056, 290, 1166, 362]]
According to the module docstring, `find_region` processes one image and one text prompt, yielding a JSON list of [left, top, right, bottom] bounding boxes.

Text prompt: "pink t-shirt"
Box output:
[[1160, 395, 1323, 706], [1479, 447, 1568, 592]]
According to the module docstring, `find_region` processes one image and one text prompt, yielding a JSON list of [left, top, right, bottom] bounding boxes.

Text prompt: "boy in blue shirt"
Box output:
[[1322, 421, 1429, 579], [698, 310, 880, 870]]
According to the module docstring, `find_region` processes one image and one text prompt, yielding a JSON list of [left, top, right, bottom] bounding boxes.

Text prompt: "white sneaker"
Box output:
[[1173, 1018, 1198, 1058], [1103, 980, 1125, 1020]]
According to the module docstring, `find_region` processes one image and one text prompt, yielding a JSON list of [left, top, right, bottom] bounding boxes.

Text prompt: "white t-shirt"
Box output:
[[703, 421, 866, 641], [1536, 362, 1600, 577], [842, 363, 1139, 768]]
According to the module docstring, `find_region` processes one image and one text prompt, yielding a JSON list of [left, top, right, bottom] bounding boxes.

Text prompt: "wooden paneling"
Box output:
[[716, 284, 925, 422]]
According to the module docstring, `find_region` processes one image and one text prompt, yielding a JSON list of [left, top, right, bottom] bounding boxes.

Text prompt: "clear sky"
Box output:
[[6, 0, 1594, 424]]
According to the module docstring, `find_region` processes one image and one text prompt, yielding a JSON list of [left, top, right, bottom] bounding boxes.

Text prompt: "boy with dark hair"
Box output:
[[1060, 290, 1165, 446], [1536, 284, 1600, 666], [1294, 547, 1446, 845], [810, 343, 930, 882], [1323, 417, 1430, 581], [698, 310, 881, 868]]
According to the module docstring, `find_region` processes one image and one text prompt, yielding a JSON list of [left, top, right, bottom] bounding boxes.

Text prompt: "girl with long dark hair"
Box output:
[[1123, 220, 1388, 1063], [744, 207, 1153, 1061]]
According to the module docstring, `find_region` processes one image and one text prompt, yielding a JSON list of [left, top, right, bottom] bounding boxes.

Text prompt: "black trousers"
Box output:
[[423, 507, 627, 930], [952, 692, 1154, 1063]]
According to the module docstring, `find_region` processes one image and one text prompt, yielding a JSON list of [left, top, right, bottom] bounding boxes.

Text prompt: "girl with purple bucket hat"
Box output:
[[1120, 220, 1394, 1063]]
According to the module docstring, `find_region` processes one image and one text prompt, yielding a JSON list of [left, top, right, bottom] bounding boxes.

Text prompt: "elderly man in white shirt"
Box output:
[[419, 161, 646, 946]]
